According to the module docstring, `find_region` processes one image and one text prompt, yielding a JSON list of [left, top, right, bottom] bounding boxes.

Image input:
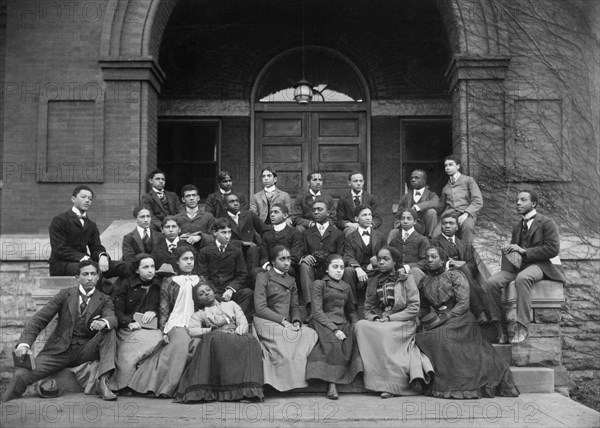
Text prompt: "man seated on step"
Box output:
[[151, 215, 201, 275], [205, 170, 248, 219], [388, 169, 439, 243], [2, 260, 118, 402], [431, 212, 490, 325], [49, 185, 126, 281], [174, 184, 215, 251], [292, 171, 337, 234], [141, 169, 183, 232], [299, 199, 344, 323], [336, 171, 382, 236], [122, 205, 164, 268], [484, 190, 565, 344]]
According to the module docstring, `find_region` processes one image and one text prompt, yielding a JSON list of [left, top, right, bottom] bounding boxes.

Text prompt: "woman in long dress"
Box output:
[[128, 245, 202, 397], [415, 246, 519, 399], [306, 254, 363, 399], [253, 245, 318, 392], [109, 254, 165, 394], [174, 284, 264, 403], [355, 246, 433, 398]]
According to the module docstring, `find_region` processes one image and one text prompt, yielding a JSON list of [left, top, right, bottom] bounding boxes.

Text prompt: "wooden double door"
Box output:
[[254, 111, 367, 198]]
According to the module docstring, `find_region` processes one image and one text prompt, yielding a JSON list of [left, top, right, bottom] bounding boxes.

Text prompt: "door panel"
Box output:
[[255, 111, 366, 199]]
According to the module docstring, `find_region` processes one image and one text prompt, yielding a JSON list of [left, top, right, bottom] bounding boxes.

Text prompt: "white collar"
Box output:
[[403, 227, 415, 236], [450, 172, 461, 182], [152, 187, 164, 194], [351, 190, 363, 197], [137, 226, 150, 237], [273, 267, 285, 275], [72, 207, 87, 217], [309, 189, 321, 196], [442, 233, 455, 242], [78, 285, 95, 298], [273, 222, 287, 232], [358, 226, 371, 235], [228, 211, 240, 218], [413, 188, 425, 195], [186, 207, 199, 216], [264, 186, 276, 193], [219, 188, 230, 195], [523, 209, 537, 221], [166, 236, 180, 245]]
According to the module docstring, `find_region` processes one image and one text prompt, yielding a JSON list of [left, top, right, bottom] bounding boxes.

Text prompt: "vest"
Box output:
[[360, 239, 373, 267]]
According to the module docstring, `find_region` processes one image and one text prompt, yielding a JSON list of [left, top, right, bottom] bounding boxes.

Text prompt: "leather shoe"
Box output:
[[495, 322, 508, 344], [96, 377, 117, 401], [380, 392, 395, 399], [510, 324, 528, 344]]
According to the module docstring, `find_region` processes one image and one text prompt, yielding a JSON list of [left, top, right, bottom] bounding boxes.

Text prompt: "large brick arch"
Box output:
[[101, 0, 507, 62]]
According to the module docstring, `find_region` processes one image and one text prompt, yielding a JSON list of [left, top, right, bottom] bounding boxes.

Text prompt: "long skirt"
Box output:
[[306, 320, 363, 384], [355, 319, 433, 395], [128, 327, 191, 397], [252, 316, 318, 391], [174, 331, 264, 403], [415, 311, 520, 399], [109, 329, 164, 391]]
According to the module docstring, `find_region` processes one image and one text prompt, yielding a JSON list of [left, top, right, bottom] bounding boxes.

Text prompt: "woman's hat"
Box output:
[[421, 312, 447, 331], [156, 263, 176, 276], [36, 378, 60, 398]]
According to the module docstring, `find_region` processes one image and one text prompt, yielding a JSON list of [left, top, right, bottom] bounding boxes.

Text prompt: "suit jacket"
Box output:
[[501, 213, 566, 282], [389, 231, 429, 269], [438, 174, 483, 218], [311, 276, 357, 331], [302, 223, 344, 257], [363, 273, 420, 322], [205, 191, 248, 219], [112, 275, 161, 328], [343, 228, 386, 268], [336, 191, 382, 229], [291, 191, 337, 228], [49, 210, 107, 267], [254, 269, 300, 324], [431, 235, 477, 275], [249, 187, 292, 223], [141, 190, 183, 230], [222, 210, 266, 244], [395, 188, 439, 222], [259, 226, 304, 266], [174, 211, 215, 236], [122, 229, 165, 264], [19, 286, 117, 355], [198, 243, 248, 292]]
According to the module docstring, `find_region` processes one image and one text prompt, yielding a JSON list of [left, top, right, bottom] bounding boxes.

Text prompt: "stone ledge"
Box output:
[[510, 367, 554, 393]]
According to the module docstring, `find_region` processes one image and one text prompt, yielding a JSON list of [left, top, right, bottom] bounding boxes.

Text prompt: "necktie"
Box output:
[[79, 295, 89, 314], [77, 214, 86, 226], [157, 191, 164, 200], [362, 230, 370, 236], [219, 245, 225, 254], [403, 232, 409, 241], [168, 243, 176, 253], [353, 195, 360, 206], [415, 191, 421, 197]]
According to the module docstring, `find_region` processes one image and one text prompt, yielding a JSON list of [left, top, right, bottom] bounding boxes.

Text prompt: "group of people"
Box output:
[[4, 154, 566, 404]]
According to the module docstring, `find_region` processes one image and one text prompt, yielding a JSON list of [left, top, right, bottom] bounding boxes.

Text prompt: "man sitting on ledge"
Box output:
[[2, 260, 118, 402], [484, 190, 565, 344]]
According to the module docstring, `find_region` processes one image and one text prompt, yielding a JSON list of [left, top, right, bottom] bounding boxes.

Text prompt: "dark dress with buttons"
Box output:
[[306, 276, 363, 384]]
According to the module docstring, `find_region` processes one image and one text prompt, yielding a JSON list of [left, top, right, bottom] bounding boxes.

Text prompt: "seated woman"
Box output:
[[109, 254, 166, 394], [355, 246, 433, 398], [174, 284, 264, 403], [306, 254, 363, 400], [389, 208, 428, 285], [128, 245, 203, 398], [415, 246, 519, 399], [253, 245, 318, 392]]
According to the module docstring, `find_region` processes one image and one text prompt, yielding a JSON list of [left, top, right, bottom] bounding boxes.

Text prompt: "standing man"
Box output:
[[388, 169, 439, 242], [436, 155, 483, 245], [250, 167, 292, 227], [49, 185, 124, 278], [141, 169, 183, 232], [205, 170, 248, 219], [292, 171, 337, 233], [336, 171, 382, 235], [174, 184, 215, 250], [2, 260, 117, 402], [484, 190, 565, 344]]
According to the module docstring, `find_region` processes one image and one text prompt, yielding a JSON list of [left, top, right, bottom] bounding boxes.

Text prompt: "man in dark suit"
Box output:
[[300, 199, 344, 322], [336, 171, 382, 235], [205, 170, 248, 219], [3, 260, 117, 402], [140, 169, 183, 232], [388, 169, 439, 242], [49, 185, 124, 278], [223, 193, 266, 276], [342, 205, 386, 297], [122, 205, 164, 266], [484, 190, 566, 344], [198, 218, 254, 317], [431, 213, 489, 324], [258, 203, 304, 275], [151, 216, 201, 275], [292, 172, 337, 233], [174, 184, 215, 250]]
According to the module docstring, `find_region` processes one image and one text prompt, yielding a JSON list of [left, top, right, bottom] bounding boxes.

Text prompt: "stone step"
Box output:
[[510, 366, 554, 393]]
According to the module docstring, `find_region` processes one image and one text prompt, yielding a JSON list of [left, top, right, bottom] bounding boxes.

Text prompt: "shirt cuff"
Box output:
[[413, 205, 421, 212], [226, 287, 236, 294], [445, 261, 450, 269], [80, 255, 90, 262], [100, 318, 110, 329], [16, 343, 30, 349], [403, 264, 411, 273], [262, 262, 270, 270]]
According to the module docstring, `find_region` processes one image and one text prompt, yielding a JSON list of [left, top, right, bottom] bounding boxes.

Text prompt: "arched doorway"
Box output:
[[252, 47, 369, 198]]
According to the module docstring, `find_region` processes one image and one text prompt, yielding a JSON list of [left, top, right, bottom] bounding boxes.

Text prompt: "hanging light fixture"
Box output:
[[294, 3, 313, 104]]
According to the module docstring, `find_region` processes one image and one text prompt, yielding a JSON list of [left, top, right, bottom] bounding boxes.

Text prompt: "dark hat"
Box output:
[[421, 312, 447, 331], [36, 378, 60, 398], [156, 263, 176, 277]]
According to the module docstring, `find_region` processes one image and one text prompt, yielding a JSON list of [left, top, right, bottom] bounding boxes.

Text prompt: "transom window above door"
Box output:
[[256, 47, 366, 103]]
